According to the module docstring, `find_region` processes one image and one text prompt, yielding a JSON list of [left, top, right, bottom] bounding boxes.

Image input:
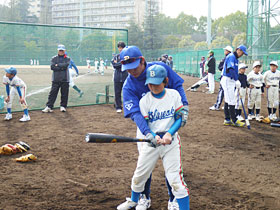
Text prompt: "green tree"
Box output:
[[197, 16, 207, 34], [211, 36, 231, 48], [178, 35, 195, 49], [176, 13, 197, 35], [24, 40, 39, 59], [232, 33, 246, 48], [143, 0, 162, 50], [0, 5, 11, 21], [194, 42, 208, 51], [164, 35, 180, 48], [214, 11, 247, 43], [127, 20, 144, 49], [9, 0, 31, 22]]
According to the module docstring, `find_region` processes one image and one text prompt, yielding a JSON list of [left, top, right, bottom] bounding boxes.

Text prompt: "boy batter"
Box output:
[[120, 46, 188, 210], [263, 61, 280, 120], [3, 67, 30, 122], [247, 61, 264, 121], [117, 65, 189, 210]]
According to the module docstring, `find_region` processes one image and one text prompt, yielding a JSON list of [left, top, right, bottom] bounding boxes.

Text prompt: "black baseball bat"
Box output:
[[85, 133, 151, 143]]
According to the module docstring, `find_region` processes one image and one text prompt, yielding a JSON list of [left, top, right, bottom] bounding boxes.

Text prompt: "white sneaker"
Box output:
[[190, 88, 197, 92], [237, 115, 245, 121], [4, 113, 12, 121], [168, 199, 179, 210], [42, 106, 53, 113], [248, 114, 255, 120], [117, 198, 137, 210], [116, 109, 122, 113], [272, 113, 277, 121], [19, 115, 31, 122], [60, 107, 66, 112], [268, 114, 273, 120], [256, 114, 261, 121], [136, 194, 151, 210], [209, 105, 219, 111]]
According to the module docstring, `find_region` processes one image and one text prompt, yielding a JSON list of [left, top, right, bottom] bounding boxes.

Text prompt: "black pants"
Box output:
[[46, 82, 69, 109], [114, 82, 124, 110]]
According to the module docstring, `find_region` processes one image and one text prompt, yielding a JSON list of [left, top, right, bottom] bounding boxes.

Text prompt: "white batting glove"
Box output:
[[235, 80, 241, 89], [177, 105, 189, 127], [145, 133, 157, 148]]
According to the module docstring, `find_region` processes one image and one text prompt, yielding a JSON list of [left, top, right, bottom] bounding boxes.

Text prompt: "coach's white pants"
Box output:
[[235, 87, 246, 110], [221, 76, 236, 106], [208, 73, 215, 93], [267, 86, 279, 108], [131, 133, 189, 199], [7, 86, 27, 109], [248, 87, 262, 109]]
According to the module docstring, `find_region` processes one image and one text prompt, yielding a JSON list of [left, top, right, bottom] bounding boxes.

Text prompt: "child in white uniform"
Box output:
[[3, 67, 30, 122], [247, 61, 264, 121], [117, 65, 189, 210], [263, 61, 280, 120]]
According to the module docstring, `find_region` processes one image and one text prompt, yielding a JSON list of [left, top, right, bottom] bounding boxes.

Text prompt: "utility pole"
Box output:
[[207, 0, 212, 47]]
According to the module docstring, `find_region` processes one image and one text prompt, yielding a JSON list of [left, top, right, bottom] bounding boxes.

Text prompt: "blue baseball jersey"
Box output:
[[69, 59, 79, 75], [222, 52, 239, 81], [123, 61, 188, 118]]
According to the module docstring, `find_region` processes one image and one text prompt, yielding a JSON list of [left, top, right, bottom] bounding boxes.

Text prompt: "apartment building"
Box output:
[[52, 0, 161, 28]]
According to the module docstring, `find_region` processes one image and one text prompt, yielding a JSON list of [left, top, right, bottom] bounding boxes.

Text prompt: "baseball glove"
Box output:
[[16, 154, 37, 162], [0, 144, 18, 155], [15, 141, 30, 152], [261, 117, 271, 124]]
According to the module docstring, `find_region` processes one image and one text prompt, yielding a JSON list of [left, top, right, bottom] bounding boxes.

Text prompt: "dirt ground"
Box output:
[[0, 75, 279, 210]]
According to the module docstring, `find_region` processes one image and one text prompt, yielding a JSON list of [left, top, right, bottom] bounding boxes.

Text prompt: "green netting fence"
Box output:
[[0, 22, 127, 113], [0, 21, 128, 65]]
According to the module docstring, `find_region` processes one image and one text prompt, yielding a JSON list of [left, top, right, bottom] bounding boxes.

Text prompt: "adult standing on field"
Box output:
[[111, 41, 128, 113], [220, 45, 248, 127], [209, 46, 233, 110], [120, 46, 189, 210], [42, 44, 70, 113], [206, 50, 216, 94]]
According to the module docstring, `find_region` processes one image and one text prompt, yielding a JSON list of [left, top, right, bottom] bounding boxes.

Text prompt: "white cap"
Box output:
[[223, 46, 233, 52], [252, 61, 262, 69], [270, 61, 278, 67], [238, 63, 248, 70]]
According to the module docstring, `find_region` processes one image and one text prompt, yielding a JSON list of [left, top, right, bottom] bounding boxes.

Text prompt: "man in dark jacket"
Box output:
[[209, 46, 233, 110], [42, 44, 70, 113], [111, 41, 128, 113], [206, 50, 216, 94]]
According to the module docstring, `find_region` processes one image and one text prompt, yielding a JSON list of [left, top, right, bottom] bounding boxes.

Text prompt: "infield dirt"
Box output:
[[0, 75, 279, 210]]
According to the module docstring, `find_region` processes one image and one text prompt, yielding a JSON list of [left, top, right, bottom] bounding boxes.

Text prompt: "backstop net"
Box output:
[[0, 22, 128, 113]]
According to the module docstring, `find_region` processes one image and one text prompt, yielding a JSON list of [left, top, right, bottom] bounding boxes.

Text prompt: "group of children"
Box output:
[[216, 60, 280, 122], [86, 57, 107, 75]]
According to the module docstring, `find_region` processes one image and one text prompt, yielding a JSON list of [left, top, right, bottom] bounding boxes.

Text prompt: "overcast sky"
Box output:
[[162, 0, 248, 19]]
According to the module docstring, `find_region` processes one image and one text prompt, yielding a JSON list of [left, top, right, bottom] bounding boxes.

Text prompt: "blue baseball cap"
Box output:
[[120, 46, 143, 71], [145, 65, 167, 85], [57, 44, 66, 51], [237, 45, 248, 56], [5, 67, 17, 75]]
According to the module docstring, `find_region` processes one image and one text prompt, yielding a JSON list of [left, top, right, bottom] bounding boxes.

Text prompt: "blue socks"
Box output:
[[7, 108, 11, 114], [177, 196, 190, 210], [131, 191, 140, 203], [142, 174, 152, 199], [24, 109, 29, 116], [165, 177, 175, 202]]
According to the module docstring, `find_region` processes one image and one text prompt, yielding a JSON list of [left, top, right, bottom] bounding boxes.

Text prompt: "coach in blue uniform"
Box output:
[[120, 46, 188, 210], [220, 45, 247, 127]]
